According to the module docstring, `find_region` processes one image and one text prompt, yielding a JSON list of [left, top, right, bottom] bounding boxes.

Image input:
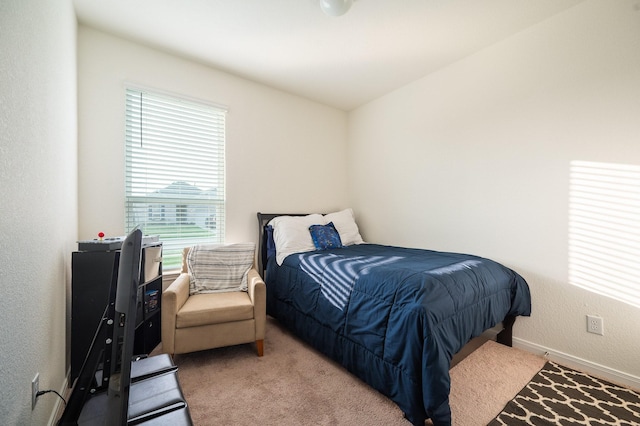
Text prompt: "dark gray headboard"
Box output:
[[256, 212, 306, 277]]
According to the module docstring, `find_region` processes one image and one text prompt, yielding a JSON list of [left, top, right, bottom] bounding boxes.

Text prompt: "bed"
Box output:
[[257, 210, 531, 426]]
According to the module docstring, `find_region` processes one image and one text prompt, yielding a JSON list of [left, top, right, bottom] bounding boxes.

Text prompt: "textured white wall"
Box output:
[[0, 0, 77, 424], [77, 27, 349, 247], [349, 0, 640, 381]]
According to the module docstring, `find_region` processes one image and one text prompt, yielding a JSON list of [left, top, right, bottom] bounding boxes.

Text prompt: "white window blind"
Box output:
[[125, 87, 226, 270]]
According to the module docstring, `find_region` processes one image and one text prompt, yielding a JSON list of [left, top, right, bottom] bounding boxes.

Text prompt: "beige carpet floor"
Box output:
[[172, 317, 546, 425]]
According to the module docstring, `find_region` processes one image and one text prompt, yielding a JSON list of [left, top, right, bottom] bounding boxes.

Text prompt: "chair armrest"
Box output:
[[162, 273, 190, 355], [247, 268, 266, 340]]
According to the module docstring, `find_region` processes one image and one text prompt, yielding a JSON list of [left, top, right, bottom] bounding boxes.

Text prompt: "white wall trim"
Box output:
[[514, 338, 640, 391], [47, 376, 69, 426]]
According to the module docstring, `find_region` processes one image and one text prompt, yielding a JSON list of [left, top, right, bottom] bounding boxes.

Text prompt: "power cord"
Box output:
[[36, 390, 67, 406]]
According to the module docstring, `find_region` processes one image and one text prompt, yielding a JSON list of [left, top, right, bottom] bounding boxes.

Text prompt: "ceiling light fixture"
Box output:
[[320, 0, 353, 17]]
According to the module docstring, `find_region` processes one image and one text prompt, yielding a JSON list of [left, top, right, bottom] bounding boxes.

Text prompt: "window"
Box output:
[[125, 87, 226, 270]]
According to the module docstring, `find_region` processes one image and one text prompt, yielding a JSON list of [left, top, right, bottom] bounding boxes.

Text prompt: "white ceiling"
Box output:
[[73, 0, 585, 111]]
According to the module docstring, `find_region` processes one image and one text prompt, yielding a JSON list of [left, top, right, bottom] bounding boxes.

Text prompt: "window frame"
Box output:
[[124, 85, 227, 271]]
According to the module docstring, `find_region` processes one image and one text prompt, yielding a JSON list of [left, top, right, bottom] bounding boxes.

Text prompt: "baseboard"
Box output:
[[513, 338, 640, 391], [47, 375, 69, 426]]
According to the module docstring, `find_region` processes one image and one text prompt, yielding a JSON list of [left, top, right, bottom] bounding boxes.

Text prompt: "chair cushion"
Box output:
[[176, 291, 254, 329]]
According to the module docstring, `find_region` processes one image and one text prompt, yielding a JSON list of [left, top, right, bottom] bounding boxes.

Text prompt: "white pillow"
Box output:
[[187, 243, 255, 294], [269, 214, 326, 265], [324, 208, 364, 246]]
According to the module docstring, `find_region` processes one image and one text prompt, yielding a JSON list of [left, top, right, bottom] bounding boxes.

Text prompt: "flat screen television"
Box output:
[[105, 228, 143, 424], [58, 228, 142, 425]]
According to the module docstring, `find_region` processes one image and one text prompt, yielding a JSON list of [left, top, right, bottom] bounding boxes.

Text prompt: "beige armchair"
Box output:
[[161, 248, 266, 357]]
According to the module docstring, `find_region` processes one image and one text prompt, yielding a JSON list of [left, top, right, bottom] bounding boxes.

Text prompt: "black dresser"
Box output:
[[70, 242, 163, 384]]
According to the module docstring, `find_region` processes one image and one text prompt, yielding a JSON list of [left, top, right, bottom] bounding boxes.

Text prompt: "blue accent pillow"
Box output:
[[266, 225, 276, 260], [309, 222, 343, 250]]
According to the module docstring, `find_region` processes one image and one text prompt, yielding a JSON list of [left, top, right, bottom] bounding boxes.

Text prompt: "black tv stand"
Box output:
[[59, 230, 192, 425], [70, 242, 163, 384]]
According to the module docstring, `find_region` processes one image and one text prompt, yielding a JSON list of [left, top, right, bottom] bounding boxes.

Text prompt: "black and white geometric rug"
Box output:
[[489, 362, 640, 425]]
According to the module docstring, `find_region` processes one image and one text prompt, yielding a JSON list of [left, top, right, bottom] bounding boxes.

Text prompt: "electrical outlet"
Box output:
[[31, 373, 39, 410], [587, 315, 604, 336]]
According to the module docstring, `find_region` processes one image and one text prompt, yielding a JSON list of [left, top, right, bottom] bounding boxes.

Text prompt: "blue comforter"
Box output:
[[265, 244, 531, 425]]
